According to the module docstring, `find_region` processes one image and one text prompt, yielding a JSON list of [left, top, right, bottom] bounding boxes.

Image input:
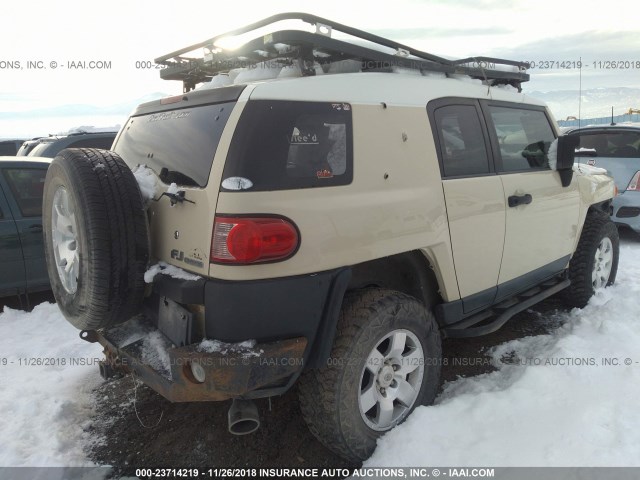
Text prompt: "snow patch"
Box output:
[[421, 71, 447, 79], [198, 338, 262, 357], [132, 164, 158, 204], [233, 62, 282, 84], [141, 331, 172, 380], [576, 147, 597, 154], [0, 303, 103, 466], [365, 242, 640, 467], [64, 125, 120, 134], [197, 74, 232, 90], [273, 43, 290, 54], [144, 261, 201, 283], [450, 74, 482, 85], [166, 182, 179, 195], [547, 138, 558, 170], [573, 163, 608, 175], [493, 83, 520, 92]]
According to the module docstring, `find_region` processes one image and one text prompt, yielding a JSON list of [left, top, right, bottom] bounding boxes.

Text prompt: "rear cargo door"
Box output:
[[112, 87, 243, 275]]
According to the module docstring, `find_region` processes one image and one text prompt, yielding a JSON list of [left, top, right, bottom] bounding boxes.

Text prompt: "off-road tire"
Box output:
[[43, 148, 149, 330], [562, 210, 619, 308], [298, 288, 441, 462]]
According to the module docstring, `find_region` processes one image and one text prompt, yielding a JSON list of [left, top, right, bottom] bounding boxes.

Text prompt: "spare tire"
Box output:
[[43, 148, 149, 330]]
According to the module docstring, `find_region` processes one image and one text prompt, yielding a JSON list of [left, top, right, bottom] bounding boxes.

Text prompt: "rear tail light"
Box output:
[[210, 216, 299, 264], [627, 171, 640, 191]]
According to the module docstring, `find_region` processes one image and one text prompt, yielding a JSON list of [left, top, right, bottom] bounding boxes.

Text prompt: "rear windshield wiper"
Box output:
[[159, 167, 199, 187]]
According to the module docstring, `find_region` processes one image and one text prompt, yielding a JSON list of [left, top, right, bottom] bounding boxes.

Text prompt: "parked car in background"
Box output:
[[16, 138, 44, 156], [0, 140, 27, 156], [569, 125, 640, 234], [20, 131, 117, 158], [0, 157, 51, 298]]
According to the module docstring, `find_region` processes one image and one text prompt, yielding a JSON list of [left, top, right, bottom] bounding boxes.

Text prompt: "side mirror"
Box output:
[[556, 135, 578, 169], [556, 135, 579, 187]]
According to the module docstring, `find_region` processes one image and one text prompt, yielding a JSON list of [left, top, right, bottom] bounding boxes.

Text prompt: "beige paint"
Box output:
[[210, 104, 460, 301], [572, 166, 618, 251], [138, 73, 615, 306], [442, 176, 505, 298], [499, 170, 581, 283]]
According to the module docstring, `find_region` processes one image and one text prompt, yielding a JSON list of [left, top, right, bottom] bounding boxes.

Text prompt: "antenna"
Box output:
[[578, 56, 582, 128], [610, 106, 616, 126]]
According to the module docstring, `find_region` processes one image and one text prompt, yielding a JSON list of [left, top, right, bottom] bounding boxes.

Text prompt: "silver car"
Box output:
[[569, 125, 640, 234]]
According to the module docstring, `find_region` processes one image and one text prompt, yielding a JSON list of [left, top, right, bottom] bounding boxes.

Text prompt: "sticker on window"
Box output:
[[221, 177, 254, 191], [223, 100, 353, 191]]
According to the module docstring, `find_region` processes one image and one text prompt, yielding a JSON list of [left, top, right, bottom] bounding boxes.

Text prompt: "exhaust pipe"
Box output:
[[228, 399, 260, 435]]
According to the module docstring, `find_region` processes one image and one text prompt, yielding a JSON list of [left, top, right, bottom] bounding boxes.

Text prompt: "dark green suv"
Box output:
[[0, 157, 51, 298]]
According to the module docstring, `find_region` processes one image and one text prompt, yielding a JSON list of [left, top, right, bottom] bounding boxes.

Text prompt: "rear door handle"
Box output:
[[28, 224, 43, 232], [508, 194, 533, 208]]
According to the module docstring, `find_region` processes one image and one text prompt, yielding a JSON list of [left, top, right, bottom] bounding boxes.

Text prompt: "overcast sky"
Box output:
[[1, 0, 638, 137]]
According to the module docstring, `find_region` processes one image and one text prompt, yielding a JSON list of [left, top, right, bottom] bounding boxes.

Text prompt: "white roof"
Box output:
[[242, 72, 544, 107]]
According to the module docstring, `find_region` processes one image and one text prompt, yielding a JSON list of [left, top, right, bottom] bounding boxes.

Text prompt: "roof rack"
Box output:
[[155, 12, 530, 93]]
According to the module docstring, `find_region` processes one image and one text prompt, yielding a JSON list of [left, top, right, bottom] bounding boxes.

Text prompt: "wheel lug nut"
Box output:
[[380, 387, 386, 395]]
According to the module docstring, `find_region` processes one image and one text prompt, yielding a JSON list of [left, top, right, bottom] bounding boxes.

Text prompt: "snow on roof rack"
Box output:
[[155, 12, 529, 93]]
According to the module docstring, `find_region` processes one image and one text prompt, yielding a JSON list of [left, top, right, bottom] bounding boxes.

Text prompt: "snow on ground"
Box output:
[[366, 240, 640, 467], [1, 240, 639, 468], [0, 303, 103, 466]]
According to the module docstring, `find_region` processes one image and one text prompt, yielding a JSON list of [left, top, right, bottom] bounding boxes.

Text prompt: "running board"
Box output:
[[443, 279, 570, 339]]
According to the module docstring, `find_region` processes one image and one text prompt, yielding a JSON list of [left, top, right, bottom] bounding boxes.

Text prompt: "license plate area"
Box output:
[[158, 296, 193, 346]]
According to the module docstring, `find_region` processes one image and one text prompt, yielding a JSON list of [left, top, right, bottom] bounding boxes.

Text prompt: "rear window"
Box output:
[[222, 100, 353, 191], [114, 102, 235, 187], [573, 131, 640, 158]]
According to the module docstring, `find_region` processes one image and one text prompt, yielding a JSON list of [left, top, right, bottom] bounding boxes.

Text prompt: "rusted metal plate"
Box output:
[[94, 323, 307, 402]]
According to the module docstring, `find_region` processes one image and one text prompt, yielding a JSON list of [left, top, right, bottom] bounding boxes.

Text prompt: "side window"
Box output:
[[4, 168, 47, 217], [223, 101, 353, 191], [488, 106, 555, 172], [434, 105, 490, 177]]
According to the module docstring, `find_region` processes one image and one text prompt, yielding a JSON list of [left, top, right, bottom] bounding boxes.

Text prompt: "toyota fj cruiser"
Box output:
[[43, 13, 619, 462]]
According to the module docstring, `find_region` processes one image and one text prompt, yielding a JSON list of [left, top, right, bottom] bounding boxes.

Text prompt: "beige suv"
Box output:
[[43, 13, 618, 462]]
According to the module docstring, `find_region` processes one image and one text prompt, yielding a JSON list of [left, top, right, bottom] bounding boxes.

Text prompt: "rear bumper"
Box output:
[[83, 322, 307, 402], [85, 267, 350, 401], [612, 191, 640, 232]]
